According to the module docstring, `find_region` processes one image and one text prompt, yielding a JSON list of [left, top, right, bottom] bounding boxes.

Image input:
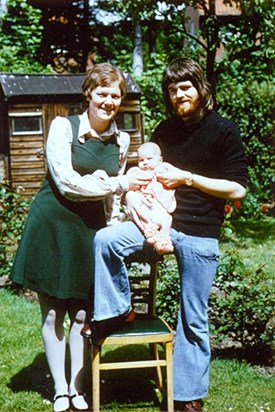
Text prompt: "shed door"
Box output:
[[9, 107, 46, 195]]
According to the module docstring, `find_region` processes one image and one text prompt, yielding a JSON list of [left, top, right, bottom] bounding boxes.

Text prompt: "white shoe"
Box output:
[[53, 394, 70, 412], [70, 392, 89, 410]]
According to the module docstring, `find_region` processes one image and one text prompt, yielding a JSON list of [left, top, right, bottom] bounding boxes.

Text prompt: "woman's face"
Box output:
[[88, 80, 122, 122]]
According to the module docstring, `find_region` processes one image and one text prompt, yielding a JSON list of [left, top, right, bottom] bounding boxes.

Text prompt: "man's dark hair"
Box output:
[[162, 58, 214, 115]]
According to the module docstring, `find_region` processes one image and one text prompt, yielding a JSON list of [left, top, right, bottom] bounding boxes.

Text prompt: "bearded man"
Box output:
[[83, 58, 247, 412]]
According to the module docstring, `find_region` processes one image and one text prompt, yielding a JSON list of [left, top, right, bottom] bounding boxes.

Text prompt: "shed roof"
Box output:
[[0, 72, 141, 100]]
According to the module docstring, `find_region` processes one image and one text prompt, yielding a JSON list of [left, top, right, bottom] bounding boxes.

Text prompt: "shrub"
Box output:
[[0, 181, 32, 277], [209, 250, 274, 350], [156, 254, 179, 328], [136, 54, 167, 140], [155, 250, 274, 351], [216, 79, 275, 220]]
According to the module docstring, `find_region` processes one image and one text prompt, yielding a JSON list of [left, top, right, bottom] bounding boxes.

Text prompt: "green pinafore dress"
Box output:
[[10, 115, 120, 300]]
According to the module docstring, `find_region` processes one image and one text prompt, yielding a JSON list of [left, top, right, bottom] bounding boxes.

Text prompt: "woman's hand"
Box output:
[[127, 171, 153, 191]]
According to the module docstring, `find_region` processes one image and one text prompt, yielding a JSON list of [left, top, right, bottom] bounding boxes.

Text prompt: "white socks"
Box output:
[[38, 294, 89, 409]]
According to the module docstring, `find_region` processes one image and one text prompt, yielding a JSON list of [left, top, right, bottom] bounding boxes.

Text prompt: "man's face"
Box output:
[[168, 80, 201, 119]]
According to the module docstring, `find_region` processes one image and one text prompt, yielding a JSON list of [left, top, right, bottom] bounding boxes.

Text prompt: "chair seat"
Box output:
[[93, 318, 173, 346], [109, 318, 172, 336]]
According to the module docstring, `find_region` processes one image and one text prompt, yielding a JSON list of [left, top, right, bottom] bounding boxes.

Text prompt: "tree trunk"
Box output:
[[133, 23, 143, 77]]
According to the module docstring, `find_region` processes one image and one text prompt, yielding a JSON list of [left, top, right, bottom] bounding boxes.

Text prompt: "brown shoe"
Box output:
[[174, 399, 203, 412], [80, 324, 92, 339], [123, 308, 136, 325], [80, 309, 136, 340]]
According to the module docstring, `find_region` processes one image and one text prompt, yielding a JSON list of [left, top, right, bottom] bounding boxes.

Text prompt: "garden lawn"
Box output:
[[0, 287, 274, 412], [221, 219, 275, 277]]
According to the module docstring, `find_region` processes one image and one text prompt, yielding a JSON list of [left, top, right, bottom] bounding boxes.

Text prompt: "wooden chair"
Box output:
[[91, 247, 174, 412]]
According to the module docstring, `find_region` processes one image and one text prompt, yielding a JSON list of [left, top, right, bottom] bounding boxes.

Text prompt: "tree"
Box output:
[[96, 0, 274, 93], [36, 0, 96, 73], [0, 0, 47, 73]]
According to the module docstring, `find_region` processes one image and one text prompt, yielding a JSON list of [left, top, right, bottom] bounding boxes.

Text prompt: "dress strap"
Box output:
[[67, 115, 80, 144]]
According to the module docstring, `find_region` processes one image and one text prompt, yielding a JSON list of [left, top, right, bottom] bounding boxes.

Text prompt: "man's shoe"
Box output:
[[174, 399, 203, 412]]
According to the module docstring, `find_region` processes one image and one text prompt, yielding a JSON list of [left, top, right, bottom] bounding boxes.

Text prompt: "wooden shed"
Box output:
[[0, 72, 143, 195]]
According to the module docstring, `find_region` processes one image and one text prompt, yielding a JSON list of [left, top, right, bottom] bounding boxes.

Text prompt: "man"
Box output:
[[82, 58, 247, 411]]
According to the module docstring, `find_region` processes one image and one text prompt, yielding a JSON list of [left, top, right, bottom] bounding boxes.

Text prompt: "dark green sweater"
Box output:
[[151, 111, 247, 239]]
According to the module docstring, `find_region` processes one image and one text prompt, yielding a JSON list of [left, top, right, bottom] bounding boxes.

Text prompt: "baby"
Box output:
[[126, 142, 176, 254]]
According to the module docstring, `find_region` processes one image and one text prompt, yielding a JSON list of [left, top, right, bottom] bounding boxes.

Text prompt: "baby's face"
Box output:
[[138, 150, 161, 171]]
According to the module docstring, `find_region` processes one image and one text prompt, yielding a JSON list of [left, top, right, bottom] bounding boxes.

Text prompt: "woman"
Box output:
[[10, 63, 149, 412]]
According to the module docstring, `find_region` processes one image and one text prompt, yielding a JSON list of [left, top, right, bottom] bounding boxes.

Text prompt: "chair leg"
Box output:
[[165, 341, 173, 412], [92, 344, 101, 412], [150, 342, 163, 391]]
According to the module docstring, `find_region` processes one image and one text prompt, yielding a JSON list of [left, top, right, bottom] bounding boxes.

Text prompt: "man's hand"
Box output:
[[155, 164, 189, 188]]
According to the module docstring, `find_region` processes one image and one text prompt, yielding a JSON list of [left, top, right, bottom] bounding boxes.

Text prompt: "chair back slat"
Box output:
[[125, 248, 163, 318]]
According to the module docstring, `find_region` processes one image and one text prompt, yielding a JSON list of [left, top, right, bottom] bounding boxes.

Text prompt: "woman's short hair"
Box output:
[[162, 58, 214, 114], [82, 63, 127, 100]]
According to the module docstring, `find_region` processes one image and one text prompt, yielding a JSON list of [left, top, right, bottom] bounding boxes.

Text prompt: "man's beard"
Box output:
[[175, 96, 201, 118]]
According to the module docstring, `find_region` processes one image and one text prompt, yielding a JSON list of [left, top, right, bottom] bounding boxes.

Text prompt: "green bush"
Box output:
[[156, 254, 179, 328], [209, 250, 274, 349], [155, 250, 274, 351], [135, 54, 167, 140], [0, 0, 51, 73], [216, 79, 275, 220], [0, 181, 32, 277]]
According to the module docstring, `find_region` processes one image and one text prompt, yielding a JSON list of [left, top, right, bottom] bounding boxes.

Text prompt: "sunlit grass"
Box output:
[[220, 219, 275, 277], [0, 219, 274, 411], [0, 287, 274, 412]]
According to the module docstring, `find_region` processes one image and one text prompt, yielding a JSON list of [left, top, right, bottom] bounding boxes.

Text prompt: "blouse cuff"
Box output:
[[118, 175, 129, 192]]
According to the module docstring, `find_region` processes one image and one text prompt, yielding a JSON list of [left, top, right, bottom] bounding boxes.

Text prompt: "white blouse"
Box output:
[[46, 110, 130, 224]]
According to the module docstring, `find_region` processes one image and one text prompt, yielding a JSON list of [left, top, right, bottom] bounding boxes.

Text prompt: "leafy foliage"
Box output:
[[156, 254, 180, 326], [0, 181, 32, 277], [209, 249, 274, 349], [217, 79, 275, 219], [135, 54, 166, 139], [155, 248, 274, 351], [0, 0, 49, 72]]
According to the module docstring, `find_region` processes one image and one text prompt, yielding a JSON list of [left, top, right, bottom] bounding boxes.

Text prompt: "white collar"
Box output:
[[78, 111, 119, 144]]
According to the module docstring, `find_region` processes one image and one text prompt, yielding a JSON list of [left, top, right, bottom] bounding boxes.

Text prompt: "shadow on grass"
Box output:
[[232, 219, 274, 242], [8, 352, 53, 400], [100, 344, 160, 405], [212, 344, 274, 368], [7, 344, 161, 406]]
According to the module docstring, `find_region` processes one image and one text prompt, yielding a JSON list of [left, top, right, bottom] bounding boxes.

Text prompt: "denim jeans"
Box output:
[[93, 221, 219, 401]]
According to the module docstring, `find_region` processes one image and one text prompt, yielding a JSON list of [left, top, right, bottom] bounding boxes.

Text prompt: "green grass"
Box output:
[[0, 285, 274, 412], [220, 219, 275, 278], [0, 219, 274, 411]]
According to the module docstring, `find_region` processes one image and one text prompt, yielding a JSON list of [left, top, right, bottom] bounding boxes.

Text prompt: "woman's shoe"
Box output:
[[70, 392, 89, 411], [80, 323, 92, 339], [53, 394, 70, 412]]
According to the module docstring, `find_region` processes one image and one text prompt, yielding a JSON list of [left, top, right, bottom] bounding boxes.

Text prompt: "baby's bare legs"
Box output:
[[142, 203, 174, 254]]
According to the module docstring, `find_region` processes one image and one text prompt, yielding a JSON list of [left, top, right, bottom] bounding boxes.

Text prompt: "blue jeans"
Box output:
[[93, 221, 219, 401]]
